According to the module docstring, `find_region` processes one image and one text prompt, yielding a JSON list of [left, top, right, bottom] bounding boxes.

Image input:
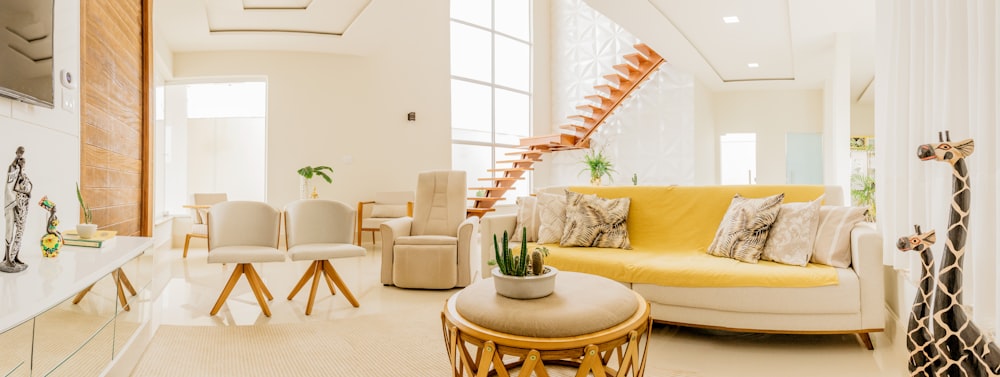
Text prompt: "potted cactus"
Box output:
[[75, 183, 97, 239], [489, 227, 558, 299]]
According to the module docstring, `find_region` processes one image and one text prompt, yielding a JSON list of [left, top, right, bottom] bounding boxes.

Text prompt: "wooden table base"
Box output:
[[441, 292, 651, 377]]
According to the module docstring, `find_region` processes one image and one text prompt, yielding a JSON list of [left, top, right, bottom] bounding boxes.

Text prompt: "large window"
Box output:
[[450, 0, 532, 200]]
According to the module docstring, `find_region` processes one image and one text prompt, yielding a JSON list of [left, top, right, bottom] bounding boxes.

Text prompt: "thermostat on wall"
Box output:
[[60, 69, 76, 89]]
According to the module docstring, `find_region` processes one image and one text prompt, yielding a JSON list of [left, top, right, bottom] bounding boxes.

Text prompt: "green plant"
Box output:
[[631, 173, 638, 186], [580, 149, 616, 183], [489, 228, 549, 276], [297, 165, 334, 184], [851, 173, 876, 221], [76, 182, 92, 224]]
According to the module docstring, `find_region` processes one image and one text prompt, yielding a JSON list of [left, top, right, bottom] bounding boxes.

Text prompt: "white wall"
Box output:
[[0, 0, 81, 256], [172, 1, 452, 209], [712, 90, 824, 185], [851, 102, 874, 136], [537, 0, 696, 189], [694, 80, 716, 185]]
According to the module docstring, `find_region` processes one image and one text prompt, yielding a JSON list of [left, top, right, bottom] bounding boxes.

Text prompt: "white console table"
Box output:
[[0, 236, 153, 377]]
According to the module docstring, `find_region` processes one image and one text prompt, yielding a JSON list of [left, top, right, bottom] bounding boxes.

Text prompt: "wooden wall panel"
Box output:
[[81, 0, 151, 236]]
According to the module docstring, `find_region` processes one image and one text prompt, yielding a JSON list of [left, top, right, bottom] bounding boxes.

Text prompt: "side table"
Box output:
[[441, 271, 651, 376]]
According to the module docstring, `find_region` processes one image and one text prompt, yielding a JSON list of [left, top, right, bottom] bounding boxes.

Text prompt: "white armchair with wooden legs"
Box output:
[[356, 191, 414, 246], [207, 201, 285, 317], [380, 171, 478, 289], [284, 199, 366, 315], [182, 192, 228, 258]]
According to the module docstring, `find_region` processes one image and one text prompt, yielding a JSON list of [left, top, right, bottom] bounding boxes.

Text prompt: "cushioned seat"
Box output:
[[395, 235, 457, 245], [207, 246, 286, 264], [288, 243, 365, 261], [455, 272, 638, 338]]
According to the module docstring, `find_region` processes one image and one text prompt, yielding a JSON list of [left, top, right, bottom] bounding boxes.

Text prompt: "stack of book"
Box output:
[[63, 230, 117, 248]]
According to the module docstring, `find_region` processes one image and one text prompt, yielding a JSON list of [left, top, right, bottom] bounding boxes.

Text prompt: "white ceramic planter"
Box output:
[[491, 266, 559, 299], [76, 223, 98, 239]]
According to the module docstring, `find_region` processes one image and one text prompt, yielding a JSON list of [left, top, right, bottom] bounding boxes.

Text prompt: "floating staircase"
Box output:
[[467, 43, 665, 218]]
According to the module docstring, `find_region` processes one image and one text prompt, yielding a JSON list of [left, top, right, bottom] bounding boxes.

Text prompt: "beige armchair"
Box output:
[[182, 193, 228, 258], [207, 201, 285, 317], [380, 171, 478, 289], [356, 191, 414, 245]]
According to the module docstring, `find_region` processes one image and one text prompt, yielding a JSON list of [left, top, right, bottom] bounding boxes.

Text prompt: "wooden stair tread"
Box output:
[[585, 95, 613, 107], [488, 167, 533, 172], [559, 124, 591, 133], [613, 64, 639, 77], [466, 208, 496, 217], [505, 150, 544, 156], [470, 196, 506, 202], [495, 159, 534, 164], [576, 104, 603, 113], [623, 53, 649, 68], [633, 43, 659, 60], [478, 177, 524, 181], [469, 187, 508, 191]]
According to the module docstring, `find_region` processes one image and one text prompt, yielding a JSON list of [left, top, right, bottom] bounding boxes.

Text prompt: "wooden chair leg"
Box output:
[[321, 260, 359, 307], [183, 234, 193, 258], [370, 231, 376, 245], [244, 265, 272, 317], [73, 284, 95, 305], [245, 264, 273, 301], [114, 269, 131, 312], [287, 262, 317, 300], [117, 268, 137, 296], [210, 264, 245, 316], [323, 268, 337, 295], [306, 261, 323, 315], [356, 228, 363, 246]]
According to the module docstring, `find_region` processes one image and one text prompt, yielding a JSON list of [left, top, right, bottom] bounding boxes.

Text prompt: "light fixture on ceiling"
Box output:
[[747, 62, 759, 68], [722, 16, 740, 24]]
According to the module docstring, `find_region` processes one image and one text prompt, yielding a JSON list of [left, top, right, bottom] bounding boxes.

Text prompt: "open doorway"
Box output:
[[719, 133, 757, 185], [157, 79, 267, 215]]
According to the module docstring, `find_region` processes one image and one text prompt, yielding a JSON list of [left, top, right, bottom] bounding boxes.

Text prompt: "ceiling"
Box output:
[[155, 0, 875, 100]]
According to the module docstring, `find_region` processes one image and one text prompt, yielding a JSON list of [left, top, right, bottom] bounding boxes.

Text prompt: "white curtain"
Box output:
[[876, 0, 1000, 331]]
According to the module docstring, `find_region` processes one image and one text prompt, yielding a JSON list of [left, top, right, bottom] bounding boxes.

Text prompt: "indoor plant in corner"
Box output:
[[297, 165, 334, 199], [580, 148, 615, 186], [490, 227, 557, 299], [75, 183, 97, 239]]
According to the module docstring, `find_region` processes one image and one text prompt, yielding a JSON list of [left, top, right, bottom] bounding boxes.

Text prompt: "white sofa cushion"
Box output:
[[633, 267, 860, 315], [511, 196, 538, 242]]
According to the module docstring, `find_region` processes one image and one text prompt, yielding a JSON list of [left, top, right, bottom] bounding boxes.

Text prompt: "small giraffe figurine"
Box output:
[[897, 225, 940, 376], [918, 131, 1000, 376]]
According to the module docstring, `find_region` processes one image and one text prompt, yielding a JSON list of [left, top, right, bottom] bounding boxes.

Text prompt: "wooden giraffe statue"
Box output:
[[898, 224, 940, 376], [918, 131, 1000, 376]]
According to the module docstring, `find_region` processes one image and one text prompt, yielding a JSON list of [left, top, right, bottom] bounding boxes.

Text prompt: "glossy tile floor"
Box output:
[[153, 240, 909, 376]]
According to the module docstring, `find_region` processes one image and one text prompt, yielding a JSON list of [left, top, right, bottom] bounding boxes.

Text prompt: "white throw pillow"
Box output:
[[511, 196, 538, 242], [761, 197, 822, 266], [536, 192, 567, 244], [811, 206, 868, 268], [371, 204, 407, 218]]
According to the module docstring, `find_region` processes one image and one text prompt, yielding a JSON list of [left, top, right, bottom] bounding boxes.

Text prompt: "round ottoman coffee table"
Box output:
[[441, 271, 651, 377]]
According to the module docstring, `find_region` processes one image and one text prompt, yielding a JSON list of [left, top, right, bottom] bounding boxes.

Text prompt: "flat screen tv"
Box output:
[[0, 0, 54, 108]]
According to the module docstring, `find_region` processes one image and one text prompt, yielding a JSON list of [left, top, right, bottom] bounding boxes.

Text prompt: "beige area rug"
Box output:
[[133, 313, 701, 377]]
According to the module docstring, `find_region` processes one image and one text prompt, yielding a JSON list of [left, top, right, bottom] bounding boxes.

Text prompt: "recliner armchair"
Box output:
[[380, 171, 478, 289]]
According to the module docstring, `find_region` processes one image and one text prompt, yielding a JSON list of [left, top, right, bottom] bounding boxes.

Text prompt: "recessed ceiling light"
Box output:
[[747, 62, 759, 68], [723, 16, 740, 24]]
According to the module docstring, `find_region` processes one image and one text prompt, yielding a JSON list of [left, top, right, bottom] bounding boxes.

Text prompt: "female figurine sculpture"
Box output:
[[2, 146, 30, 273], [39, 196, 62, 258]]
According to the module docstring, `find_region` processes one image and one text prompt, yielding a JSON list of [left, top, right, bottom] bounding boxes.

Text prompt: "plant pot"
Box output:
[[76, 223, 98, 239], [590, 176, 602, 186], [491, 266, 559, 299]]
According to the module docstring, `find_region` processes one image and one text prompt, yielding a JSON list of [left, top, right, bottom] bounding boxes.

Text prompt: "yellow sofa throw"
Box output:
[[536, 185, 839, 288]]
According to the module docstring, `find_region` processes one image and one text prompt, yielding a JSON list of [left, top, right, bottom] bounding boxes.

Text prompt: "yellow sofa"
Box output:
[[478, 185, 885, 349]]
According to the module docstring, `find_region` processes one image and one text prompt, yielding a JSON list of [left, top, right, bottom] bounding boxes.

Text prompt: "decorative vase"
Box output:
[[76, 223, 98, 239], [491, 266, 559, 299], [299, 176, 310, 200]]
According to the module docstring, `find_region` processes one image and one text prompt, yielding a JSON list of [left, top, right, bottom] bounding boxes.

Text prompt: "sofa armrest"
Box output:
[[850, 222, 884, 331], [456, 216, 480, 287], [479, 213, 517, 279], [379, 217, 413, 285]]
